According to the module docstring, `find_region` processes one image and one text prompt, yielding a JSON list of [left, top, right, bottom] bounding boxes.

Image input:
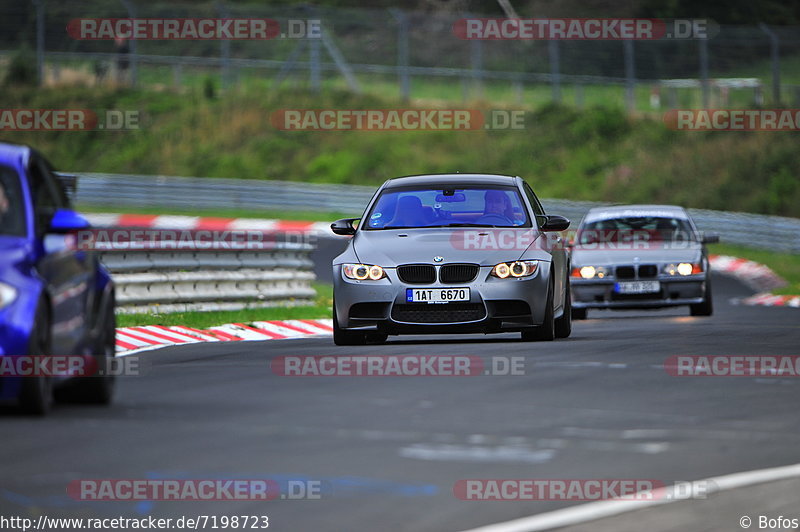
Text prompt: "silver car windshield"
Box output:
[[578, 216, 697, 244], [364, 186, 532, 230]]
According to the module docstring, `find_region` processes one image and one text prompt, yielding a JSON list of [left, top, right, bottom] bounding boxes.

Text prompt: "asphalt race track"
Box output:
[[2, 272, 799, 531]]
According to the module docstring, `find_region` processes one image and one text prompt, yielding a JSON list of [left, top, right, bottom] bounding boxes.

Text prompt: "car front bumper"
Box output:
[[333, 263, 552, 334], [571, 275, 707, 309]]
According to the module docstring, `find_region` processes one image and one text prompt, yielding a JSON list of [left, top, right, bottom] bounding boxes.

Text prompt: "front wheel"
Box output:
[[521, 279, 555, 342], [690, 281, 713, 316], [333, 302, 367, 346], [554, 281, 572, 339]]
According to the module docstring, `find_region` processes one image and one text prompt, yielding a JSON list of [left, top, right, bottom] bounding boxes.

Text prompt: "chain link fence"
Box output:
[[3, 2, 800, 111]]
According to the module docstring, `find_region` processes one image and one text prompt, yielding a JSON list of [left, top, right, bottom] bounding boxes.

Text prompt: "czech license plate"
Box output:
[[406, 288, 470, 304], [614, 281, 661, 294]]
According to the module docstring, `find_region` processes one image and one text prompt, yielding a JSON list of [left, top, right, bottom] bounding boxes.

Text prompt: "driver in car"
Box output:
[[483, 190, 514, 224]]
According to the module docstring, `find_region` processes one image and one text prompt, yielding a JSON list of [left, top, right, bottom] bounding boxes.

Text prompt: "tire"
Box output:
[[571, 307, 588, 320], [690, 281, 713, 317], [554, 281, 572, 339], [521, 278, 555, 342], [83, 304, 116, 404], [20, 300, 53, 416], [55, 295, 116, 405], [333, 302, 367, 346]]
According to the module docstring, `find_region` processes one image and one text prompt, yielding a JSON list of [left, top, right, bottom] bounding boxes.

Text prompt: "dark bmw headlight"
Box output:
[[491, 261, 539, 278], [342, 264, 386, 281]]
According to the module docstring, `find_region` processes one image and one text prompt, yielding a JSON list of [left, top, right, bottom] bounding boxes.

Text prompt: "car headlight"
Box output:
[[571, 266, 608, 279], [491, 261, 539, 278], [342, 264, 386, 281], [664, 262, 703, 276], [0, 282, 17, 309]]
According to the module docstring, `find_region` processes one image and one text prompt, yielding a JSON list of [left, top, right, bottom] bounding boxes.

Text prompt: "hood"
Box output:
[[571, 242, 703, 266], [352, 228, 549, 266]]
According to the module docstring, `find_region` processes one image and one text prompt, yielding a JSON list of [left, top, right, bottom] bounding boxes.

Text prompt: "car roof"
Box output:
[[584, 204, 689, 223], [0, 142, 31, 168], [383, 174, 518, 188]]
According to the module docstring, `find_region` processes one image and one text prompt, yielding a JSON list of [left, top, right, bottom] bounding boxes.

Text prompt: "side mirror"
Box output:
[[541, 215, 570, 232], [49, 208, 90, 233], [331, 218, 359, 236], [702, 232, 719, 244]]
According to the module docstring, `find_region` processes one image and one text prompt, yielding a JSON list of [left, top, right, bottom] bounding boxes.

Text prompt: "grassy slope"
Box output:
[[2, 85, 799, 218]]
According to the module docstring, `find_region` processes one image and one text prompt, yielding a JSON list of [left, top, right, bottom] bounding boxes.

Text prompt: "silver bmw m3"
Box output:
[[330, 174, 572, 345], [569, 205, 718, 319]]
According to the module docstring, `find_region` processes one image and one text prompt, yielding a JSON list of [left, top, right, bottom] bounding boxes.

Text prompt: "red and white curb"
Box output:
[[739, 292, 800, 307], [709, 255, 799, 308], [85, 213, 335, 236], [115, 319, 333, 355]]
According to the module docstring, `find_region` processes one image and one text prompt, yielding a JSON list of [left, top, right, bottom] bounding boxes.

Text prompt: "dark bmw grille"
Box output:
[[397, 264, 436, 284], [638, 264, 658, 278], [439, 263, 480, 284], [616, 266, 635, 279], [391, 303, 486, 323]]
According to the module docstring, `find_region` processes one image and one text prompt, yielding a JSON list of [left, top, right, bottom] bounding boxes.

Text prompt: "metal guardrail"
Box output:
[[75, 172, 375, 214], [74, 172, 800, 253], [97, 241, 317, 314]]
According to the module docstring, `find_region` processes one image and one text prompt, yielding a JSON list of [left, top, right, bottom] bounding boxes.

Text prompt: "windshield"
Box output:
[[578, 216, 696, 245], [0, 166, 25, 237], [364, 186, 531, 230]]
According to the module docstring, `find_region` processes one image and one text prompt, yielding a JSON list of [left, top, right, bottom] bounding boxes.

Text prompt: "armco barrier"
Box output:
[[97, 240, 316, 314], [72, 172, 800, 253]]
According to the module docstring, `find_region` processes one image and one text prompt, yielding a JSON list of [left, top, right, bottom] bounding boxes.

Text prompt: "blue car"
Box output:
[[0, 143, 116, 415]]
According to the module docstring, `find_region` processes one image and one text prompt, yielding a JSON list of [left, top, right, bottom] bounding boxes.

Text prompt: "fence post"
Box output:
[[216, 1, 232, 90], [624, 39, 635, 113], [471, 38, 483, 99], [699, 37, 709, 108], [34, 0, 45, 86], [119, 0, 137, 87], [575, 83, 584, 108], [309, 30, 321, 91], [548, 39, 560, 103], [759, 23, 780, 105], [389, 9, 410, 102]]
